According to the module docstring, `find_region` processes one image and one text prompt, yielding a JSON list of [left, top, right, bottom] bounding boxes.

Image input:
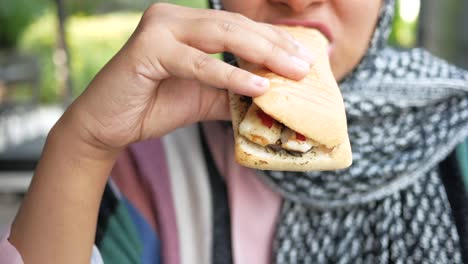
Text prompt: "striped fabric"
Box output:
[[97, 178, 161, 264], [96, 125, 215, 264], [95, 122, 283, 264]]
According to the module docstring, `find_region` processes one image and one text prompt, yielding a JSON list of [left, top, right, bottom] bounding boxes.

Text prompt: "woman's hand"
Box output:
[[69, 3, 314, 153]]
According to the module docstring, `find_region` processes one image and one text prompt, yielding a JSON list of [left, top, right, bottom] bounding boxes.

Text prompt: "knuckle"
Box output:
[[146, 2, 172, 14], [271, 28, 294, 46], [224, 67, 238, 86], [281, 37, 297, 51], [260, 42, 278, 65], [278, 30, 293, 43], [193, 53, 211, 73], [218, 20, 238, 33], [141, 3, 172, 27], [269, 25, 293, 39], [267, 41, 279, 56], [270, 32, 285, 46], [275, 27, 290, 37]]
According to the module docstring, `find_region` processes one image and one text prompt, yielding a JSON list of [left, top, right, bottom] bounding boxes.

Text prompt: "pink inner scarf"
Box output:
[[202, 122, 283, 263]]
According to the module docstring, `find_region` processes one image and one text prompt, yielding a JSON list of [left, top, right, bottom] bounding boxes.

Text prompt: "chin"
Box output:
[[330, 55, 357, 82]]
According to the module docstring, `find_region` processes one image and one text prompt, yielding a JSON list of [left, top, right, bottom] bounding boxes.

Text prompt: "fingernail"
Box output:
[[291, 56, 310, 72], [250, 75, 270, 92]]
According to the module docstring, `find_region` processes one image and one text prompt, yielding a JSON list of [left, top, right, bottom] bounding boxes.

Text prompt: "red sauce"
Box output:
[[295, 132, 306, 141], [256, 109, 274, 129]]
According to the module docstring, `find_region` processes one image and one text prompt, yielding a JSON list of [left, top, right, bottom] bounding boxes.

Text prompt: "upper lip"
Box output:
[[272, 19, 334, 43]]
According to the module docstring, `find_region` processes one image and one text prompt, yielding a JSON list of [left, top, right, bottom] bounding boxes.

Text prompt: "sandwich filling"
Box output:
[[238, 99, 334, 156]]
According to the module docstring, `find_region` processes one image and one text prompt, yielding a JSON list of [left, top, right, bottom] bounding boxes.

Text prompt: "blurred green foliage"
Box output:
[[18, 12, 56, 103], [19, 11, 140, 103], [65, 0, 153, 15], [0, 0, 49, 48], [66, 0, 101, 16], [388, 0, 420, 48], [164, 0, 209, 8], [16, 0, 213, 103]]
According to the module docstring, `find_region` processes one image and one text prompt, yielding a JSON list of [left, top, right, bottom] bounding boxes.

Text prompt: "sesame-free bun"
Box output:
[[230, 26, 352, 171]]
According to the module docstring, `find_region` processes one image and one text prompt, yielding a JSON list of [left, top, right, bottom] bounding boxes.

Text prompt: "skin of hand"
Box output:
[[8, 3, 314, 263], [9, 0, 383, 263]]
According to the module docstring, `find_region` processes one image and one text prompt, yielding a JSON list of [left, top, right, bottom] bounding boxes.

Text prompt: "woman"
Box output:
[[1, 0, 467, 263]]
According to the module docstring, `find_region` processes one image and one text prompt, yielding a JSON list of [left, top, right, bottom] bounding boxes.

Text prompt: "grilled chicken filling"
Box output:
[[238, 104, 282, 146], [239, 103, 331, 154], [280, 127, 316, 153]]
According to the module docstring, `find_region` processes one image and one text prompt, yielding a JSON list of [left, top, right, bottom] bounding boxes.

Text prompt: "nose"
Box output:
[[270, 0, 326, 13]]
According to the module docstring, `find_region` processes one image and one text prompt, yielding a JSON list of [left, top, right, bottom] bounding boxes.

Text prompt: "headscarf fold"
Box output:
[[211, 0, 468, 262]]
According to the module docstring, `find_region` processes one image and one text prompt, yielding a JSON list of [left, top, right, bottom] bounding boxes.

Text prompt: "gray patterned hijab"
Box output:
[[211, 0, 468, 262]]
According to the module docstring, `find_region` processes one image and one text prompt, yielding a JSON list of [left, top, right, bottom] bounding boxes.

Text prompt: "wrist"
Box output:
[[9, 104, 121, 264], [48, 105, 123, 163]]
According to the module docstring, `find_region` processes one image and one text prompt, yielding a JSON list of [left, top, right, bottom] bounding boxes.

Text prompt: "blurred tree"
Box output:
[[389, 0, 420, 48], [56, 0, 73, 104], [19, 12, 140, 103], [461, 0, 468, 69], [65, 0, 101, 15], [419, 0, 466, 67], [0, 0, 48, 49]]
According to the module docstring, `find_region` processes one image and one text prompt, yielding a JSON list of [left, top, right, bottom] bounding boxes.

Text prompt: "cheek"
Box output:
[[340, 2, 381, 40], [331, 1, 382, 80]]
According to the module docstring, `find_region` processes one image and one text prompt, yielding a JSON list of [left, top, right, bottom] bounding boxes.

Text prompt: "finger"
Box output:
[[171, 8, 315, 63], [159, 42, 270, 96], [172, 18, 311, 80], [259, 22, 315, 63], [144, 4, 314, 67]]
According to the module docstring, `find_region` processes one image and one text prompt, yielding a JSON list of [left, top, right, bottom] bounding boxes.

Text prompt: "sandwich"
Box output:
[[229, 26, 352, 171]]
